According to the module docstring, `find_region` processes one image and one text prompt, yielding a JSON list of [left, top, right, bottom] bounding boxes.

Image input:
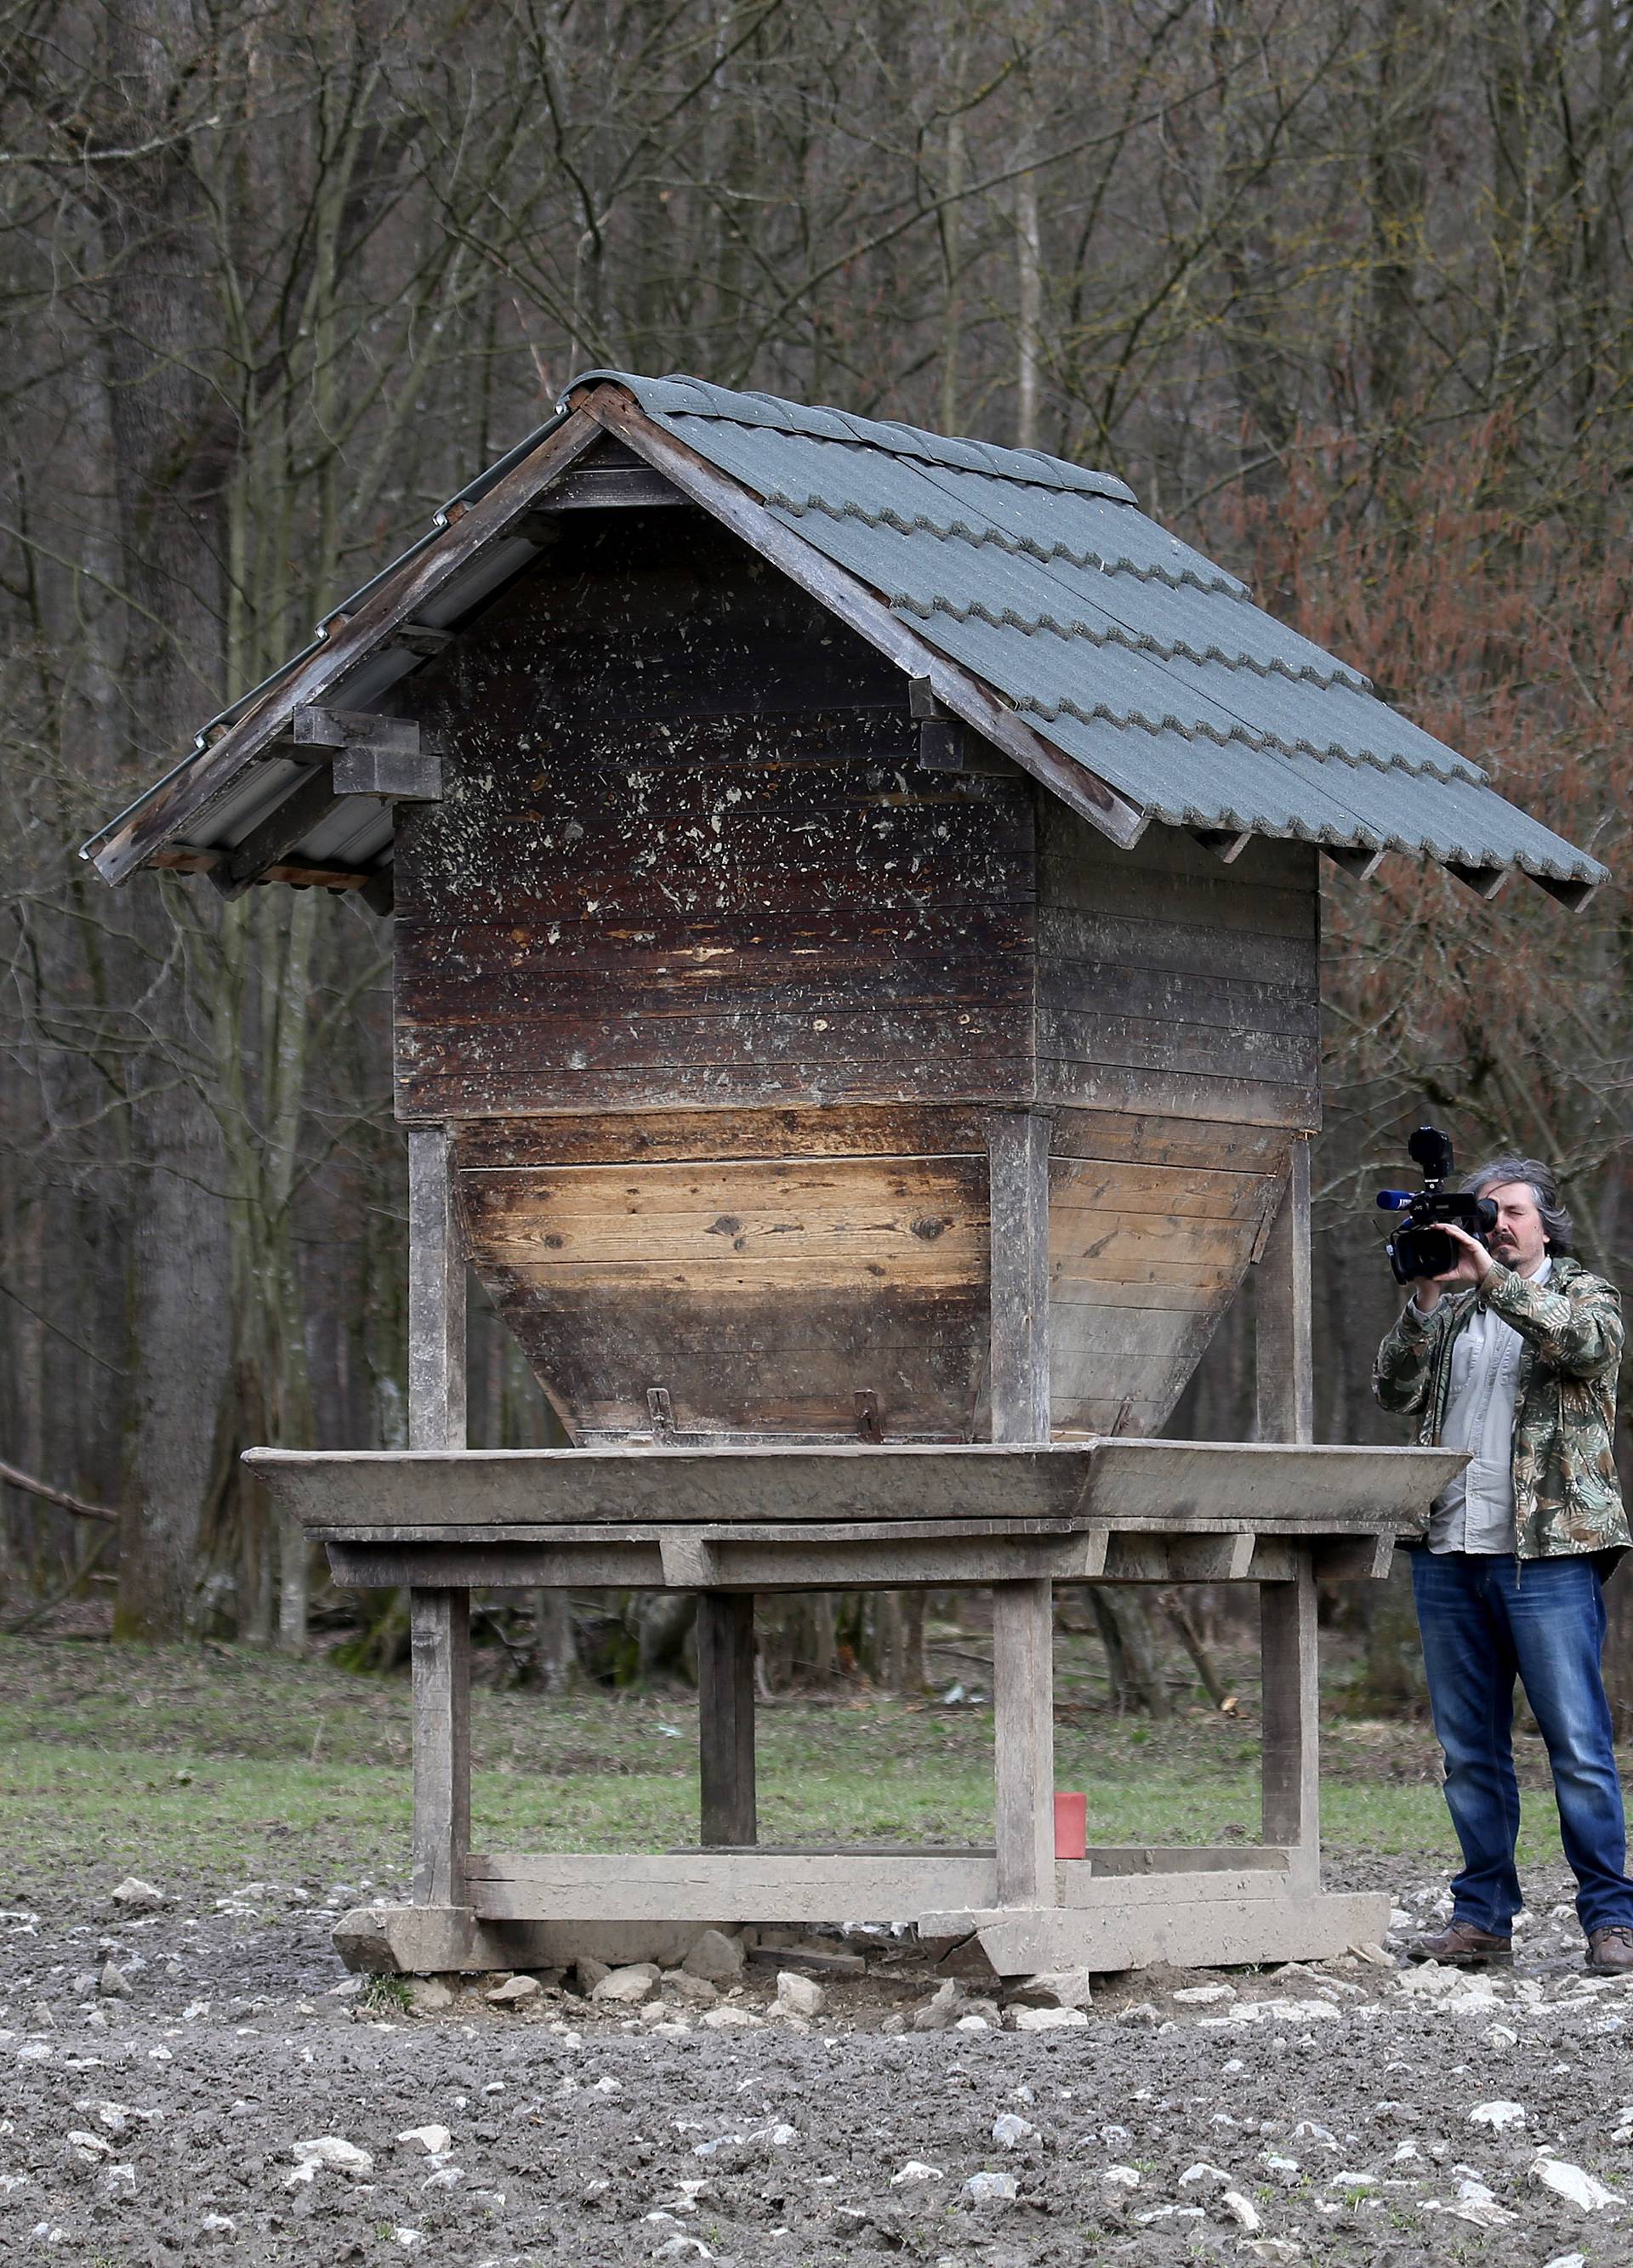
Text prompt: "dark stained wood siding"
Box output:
[[1033, 816, 1319, 1435], [394, 510, 1036, 1121], [1033, 813, 1321, 1128]]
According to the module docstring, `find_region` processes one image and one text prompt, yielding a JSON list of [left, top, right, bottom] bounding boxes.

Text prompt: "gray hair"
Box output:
[[1465, 1155, 1573, 1254]]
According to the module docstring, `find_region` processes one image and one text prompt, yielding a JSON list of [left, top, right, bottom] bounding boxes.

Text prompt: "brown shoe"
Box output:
[[1586, 1926, 1633, 1975], [1406, 1918, 1512, 1967]]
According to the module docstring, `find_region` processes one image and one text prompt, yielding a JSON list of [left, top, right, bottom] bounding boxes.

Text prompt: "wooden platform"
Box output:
[[248, 1435, 1460, 1980]]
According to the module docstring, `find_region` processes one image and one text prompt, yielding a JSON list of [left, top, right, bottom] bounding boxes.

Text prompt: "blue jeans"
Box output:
[[1410, 1549, 1633, 1935]]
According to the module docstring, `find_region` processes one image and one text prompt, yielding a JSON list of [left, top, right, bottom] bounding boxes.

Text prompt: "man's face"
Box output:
[[1482, 1181, 1549, 1276]]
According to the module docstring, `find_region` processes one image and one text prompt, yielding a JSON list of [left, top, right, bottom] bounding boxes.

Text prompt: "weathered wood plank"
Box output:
[[246, 1438, 1466, 1532], [464, 1850, 1001, 1922], [697, 1594, 757, 1847], [1050, 1159, 1279, 1222], [452, 1106, 993, 1170], [963, 1890, 1392, 1977], [1050, 1111, 1291, 1172], [1035, 1055, 1320, 1131]]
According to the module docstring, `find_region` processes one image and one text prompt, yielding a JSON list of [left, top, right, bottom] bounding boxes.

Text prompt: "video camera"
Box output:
[[1375, 1127, 1498, 1285]]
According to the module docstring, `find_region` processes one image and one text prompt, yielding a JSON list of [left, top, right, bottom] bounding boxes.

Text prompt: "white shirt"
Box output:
[[1425, 1256, 1550, 1555]]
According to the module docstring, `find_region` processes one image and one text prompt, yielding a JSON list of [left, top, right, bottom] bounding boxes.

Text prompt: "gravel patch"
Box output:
[[2, 1862, 1630, 2263]]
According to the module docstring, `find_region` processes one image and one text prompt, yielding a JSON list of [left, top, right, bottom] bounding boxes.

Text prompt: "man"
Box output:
[[1373, 1156, 1633, 1973]]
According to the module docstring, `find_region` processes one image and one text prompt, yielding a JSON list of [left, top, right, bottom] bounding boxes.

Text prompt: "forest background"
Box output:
[[3, 0, 1630, 1714]]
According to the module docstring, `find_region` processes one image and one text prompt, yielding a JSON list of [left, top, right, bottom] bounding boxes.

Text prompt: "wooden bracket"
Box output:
[[293, 707, 444, 804], [854, 1390, 883, 1444], [1321, 841, 1387, 884], [1444, 860, 1507, 901], [909, 675, 967, 770], [1192, 827, 1252, 865], [647, 1387, 676, 1443]]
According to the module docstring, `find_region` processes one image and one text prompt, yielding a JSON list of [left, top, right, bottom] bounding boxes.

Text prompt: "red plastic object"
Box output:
[[1054, 1790, 1087, 1861]]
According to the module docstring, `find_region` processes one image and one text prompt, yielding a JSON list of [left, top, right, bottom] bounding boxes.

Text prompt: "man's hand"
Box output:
[[1412, 1223, 1494, 1312]]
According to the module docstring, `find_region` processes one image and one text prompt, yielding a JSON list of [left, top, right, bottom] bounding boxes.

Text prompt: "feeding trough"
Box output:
[[85, 372, 1603, 1975]]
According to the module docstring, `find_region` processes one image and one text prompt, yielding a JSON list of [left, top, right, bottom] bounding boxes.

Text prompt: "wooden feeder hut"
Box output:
[[84, 373, 1606, 1979]]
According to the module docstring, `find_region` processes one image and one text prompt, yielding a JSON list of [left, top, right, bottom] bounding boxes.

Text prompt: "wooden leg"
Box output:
[[1260, 1551, 1319, 1884], [697, 1592, 756, 1847], [407, 1126, 467, 1451], [993, 1577, 1056, 1907], [411, 1586, 471, 1906]]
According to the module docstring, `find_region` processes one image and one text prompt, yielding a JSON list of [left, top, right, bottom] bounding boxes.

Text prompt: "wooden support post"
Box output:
[[987, 1110, 1056, 1907], [407, 1126, 469, 1908], [411, 1588, 471, 1904], [1255, 1134, 1313, 1446], [993, 1577, 1057, 1906], [1260, 1551, 1320, 1883], [1255, 1137, 1319, 1883], [987, 1111, 1052, 1444], [697, 1592, 757, 1847], [408, 1126, 467, 1449]]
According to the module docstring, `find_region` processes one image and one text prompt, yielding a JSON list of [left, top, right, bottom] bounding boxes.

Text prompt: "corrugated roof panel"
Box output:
[[763, 497, 1363, 688]]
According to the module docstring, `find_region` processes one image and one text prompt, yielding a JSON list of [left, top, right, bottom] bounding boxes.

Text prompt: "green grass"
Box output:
[[0, 1633, 1577, 1897]]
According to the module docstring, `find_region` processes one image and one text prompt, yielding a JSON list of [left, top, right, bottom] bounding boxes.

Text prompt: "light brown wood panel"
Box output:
[[458, 1146, 989, 1441], [1050, 1158, 1279, 1222], [1035, 1056, 1319, 1129], [1050, 1111, 1291, 1172], [460, 1157, 987, 1269], [453, 1105, 993, 1169], [1051, 1207, 1254, 1272]]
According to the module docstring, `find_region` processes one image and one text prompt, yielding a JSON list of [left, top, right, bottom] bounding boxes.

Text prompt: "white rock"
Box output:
[[1261, 2155, 1300, 2182], [1468, 2100, 1525, 2130], [1134, 2204, 1203, 2224], [391, 2232, 422, 2249], [293, 2136, 373, 2175], [889, 2161, 944, 2186], [1240, 2243, 1302, 2263], [96, 1964, 132, 2001], [651, 2239, 711, 2260], [954, 2014, 991, 2031], [109, 1879, 166, 1913], [98, 2164, 136, 2200], [1215, 1998, 1340, 2026], [1014, 1966, 1094, 2009], [422, 2165, 464, 2189], [396, 2127, 452, 2157], [486, 1975, 541, 2004], [992, 2113, 1038, 2149], [1220, 2190, 1263, 2232], [1172, 1983, 1237, 2005], [701, 2006, 760, 2029], [404, 1977, 454, 2014], [593, 1964, 660, 2004], [1179, 2162, 1231, 2189], [1530, 2153, 1621, 2210], [774, 1971, 824, 2018], [1540, 2254, 1588, 2268], [1102, 2166, 1141, 2188], [962, 2170, 1017, 2204], [1116, 2000, 1161, 2027], [1012, 2004, 1088, 2032], [201, 2214, 236, 2234], [681, 1930, 744, 1984]]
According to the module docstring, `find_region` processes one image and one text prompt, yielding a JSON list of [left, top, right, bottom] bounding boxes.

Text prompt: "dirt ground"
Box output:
[[3, 1856, 1631, 2266]]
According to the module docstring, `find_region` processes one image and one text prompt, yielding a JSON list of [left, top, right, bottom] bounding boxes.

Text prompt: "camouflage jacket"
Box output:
[[1372, 1253, 1627, 1559]]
